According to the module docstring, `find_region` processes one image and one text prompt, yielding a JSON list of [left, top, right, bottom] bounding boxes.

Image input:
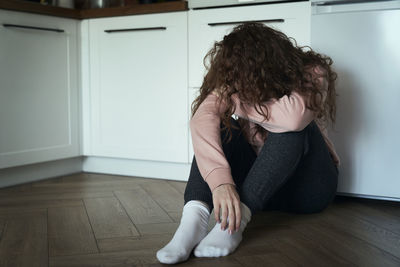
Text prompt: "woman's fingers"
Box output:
[[211, 184, 242, 233], [214, 201, 220, 223], [234, 200, 241, 232], [228, 202, 235, 233], [220, 204, 228, 230]]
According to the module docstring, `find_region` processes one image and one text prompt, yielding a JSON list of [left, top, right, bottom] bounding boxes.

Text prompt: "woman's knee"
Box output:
[[259, 126, 310, 160]]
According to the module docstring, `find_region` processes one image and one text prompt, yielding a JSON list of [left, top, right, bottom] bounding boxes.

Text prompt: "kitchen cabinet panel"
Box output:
[[88, 12, 189, 163], [0, 10, 80, 168], [188, 2, 311, 88]]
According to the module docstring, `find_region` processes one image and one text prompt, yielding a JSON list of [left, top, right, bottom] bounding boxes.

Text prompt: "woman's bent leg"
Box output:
[[239, 127, 308, 213], [265, 122, 339, 214], [240, 121, 338, 214]]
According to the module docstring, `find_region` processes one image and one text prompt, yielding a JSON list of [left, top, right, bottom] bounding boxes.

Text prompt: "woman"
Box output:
[[157, 22, 339, 264]]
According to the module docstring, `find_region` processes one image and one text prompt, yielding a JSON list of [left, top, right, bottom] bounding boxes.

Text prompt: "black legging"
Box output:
[[184, 118, 338, 214]]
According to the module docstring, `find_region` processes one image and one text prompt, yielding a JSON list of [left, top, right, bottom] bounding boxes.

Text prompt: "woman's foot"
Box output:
[[156, 200, 210, 264], [194, 202, 251, 257]]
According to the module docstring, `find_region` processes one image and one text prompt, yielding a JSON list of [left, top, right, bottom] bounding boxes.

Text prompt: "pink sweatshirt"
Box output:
[[190, 89, 340, 193]]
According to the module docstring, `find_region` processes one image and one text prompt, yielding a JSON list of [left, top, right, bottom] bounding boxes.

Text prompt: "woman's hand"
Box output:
[[212, 184, 241, 234]]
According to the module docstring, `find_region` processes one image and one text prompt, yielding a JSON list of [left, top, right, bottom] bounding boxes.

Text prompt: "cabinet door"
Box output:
[[188, 2, 311, 87], [0, 10, 80, 169], [88, 12, 188, 163]]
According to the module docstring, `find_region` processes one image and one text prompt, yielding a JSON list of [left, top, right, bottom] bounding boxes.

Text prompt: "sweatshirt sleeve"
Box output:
[[231, 66, 330, 133], [231, 91, 315, 133], [190, 93, 235, 192]]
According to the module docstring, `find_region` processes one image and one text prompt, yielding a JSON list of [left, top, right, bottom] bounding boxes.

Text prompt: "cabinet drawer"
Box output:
[[188, 2, 311, 87]]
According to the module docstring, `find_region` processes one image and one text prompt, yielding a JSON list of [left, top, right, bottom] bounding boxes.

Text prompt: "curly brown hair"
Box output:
[[191, 22, 337, 143]]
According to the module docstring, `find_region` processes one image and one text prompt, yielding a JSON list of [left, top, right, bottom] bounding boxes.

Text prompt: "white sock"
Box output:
[[194, 202, 252, 258], [156, 200, 210, 264]]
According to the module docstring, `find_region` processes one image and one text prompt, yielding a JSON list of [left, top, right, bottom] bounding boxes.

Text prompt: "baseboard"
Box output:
[[336, 192, 400, 203], [0, 157, 83, 188], [82, 156, 191, 182]]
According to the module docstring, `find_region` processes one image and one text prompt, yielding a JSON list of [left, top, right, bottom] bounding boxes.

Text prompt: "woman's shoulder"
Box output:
[[192, 91, 228, 118]]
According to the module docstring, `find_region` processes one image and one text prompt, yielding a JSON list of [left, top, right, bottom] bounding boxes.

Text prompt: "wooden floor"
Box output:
[[0, 173, 399, 267]]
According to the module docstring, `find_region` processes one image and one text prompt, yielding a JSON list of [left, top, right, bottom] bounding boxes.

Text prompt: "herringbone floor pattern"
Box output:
[[0, 172, 399, 266]]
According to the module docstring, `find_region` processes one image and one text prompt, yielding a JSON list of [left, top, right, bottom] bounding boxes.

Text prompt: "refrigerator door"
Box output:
[[312, 2, 400, 200]]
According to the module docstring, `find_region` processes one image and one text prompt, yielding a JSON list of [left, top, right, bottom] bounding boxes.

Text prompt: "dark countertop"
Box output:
[[0, 0, 188, 20]]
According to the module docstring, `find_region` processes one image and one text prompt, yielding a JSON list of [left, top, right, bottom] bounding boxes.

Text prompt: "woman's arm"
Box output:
[[190, 93, 235, 193], [190, 94, 242, 233], [230, 91, 315, 133], [228, 65, 328, 133]]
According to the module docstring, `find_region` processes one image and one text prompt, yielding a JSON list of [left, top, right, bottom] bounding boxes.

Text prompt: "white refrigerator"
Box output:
[[311, 0, 400, 201]]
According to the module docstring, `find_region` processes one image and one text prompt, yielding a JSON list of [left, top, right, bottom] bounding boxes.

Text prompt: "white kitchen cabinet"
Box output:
[[88, 12, 189, 163], [0, 10, 80, 169], [188, 2, 311, 88]]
